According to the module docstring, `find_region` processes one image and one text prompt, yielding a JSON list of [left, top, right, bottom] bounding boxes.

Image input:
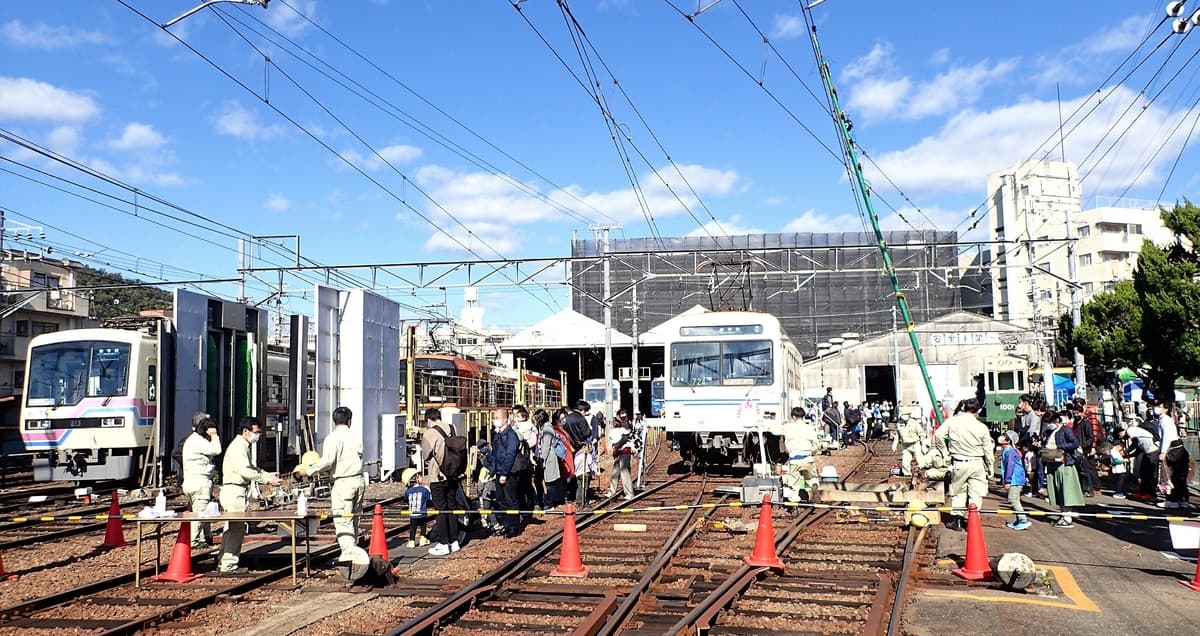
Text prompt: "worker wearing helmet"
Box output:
[[892, 414, 927, 477], [217, 418, 280, 574], [181, 412, 221, 548]]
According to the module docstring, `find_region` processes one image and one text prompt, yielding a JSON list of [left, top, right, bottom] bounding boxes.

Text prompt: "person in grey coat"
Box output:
[[536, 409, 564, 509]]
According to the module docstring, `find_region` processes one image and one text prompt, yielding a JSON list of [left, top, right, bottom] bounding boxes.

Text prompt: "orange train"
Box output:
[[402, 354, 563, 436]]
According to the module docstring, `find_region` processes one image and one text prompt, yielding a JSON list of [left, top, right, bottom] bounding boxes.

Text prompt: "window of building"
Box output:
[[1077, 226, 1091, 237], [1129, 224, 1142, 234], [1079, 254, 1093, 266], [1083, 282, 1094, 293], [31, 272, 60, 289], [31, 321, 58, 335], [1097, 222, 1125, 234], [1103, 281, 1117, 291], [15, 320, 28, 337], [1102, 252, 1123, 262]]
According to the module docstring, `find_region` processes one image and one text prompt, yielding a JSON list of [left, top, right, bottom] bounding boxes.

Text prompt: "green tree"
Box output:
[[74, 267, 171, 321], [1134, 200, 1200, 399], [1057, 280, 1142, 385]]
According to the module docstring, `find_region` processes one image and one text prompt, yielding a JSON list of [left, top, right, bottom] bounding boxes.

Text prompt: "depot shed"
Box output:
[[801, 311, 1038, 412]]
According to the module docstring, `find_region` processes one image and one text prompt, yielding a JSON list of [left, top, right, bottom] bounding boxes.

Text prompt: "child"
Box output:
[[1000, 432, 1030, 530], [403, 468, 431, 548], [1109, 441, 1128, 499]]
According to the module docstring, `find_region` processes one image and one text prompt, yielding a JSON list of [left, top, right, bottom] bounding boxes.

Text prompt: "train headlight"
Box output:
[[101, 417, 123, 428], [26, 419, 51, 430]]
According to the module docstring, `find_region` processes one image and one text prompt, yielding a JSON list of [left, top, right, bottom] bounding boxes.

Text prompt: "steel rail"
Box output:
[[592, 477, 722, 635], [886, 524, 927, 636], [383, 474, 690, 636]]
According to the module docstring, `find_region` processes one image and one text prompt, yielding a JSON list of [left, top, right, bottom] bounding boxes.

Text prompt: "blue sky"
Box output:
[[1, 0, 1195, 330]]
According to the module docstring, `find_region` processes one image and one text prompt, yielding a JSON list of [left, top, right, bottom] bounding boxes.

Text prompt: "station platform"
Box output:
[[905, 486, 1200, 635]]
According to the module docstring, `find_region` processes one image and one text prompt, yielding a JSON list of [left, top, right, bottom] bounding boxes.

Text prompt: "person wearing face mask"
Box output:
[[218, 418, 281, 574], [489, 407, 524, 538], [1041, 410, 1084, 528]]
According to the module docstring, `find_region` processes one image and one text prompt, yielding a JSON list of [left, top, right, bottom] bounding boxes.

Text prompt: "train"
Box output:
[[19, 323, 561, 482], [978, 354, 1030, 433], [659, 311, 803, 468], [649, 377, 665, 418]]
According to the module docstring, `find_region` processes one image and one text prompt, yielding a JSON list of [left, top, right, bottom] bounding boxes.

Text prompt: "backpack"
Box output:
[[552, 434, 568, 461], [433, 425, 468, 480], [172, 437, 187, 473]]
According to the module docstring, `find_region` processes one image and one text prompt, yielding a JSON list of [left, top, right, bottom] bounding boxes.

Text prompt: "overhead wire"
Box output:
[[272, 0, 618, 226], [116, 0, 561, 313]]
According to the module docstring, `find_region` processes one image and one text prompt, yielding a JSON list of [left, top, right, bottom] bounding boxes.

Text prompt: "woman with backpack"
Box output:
[[538, 408, 568, 510]]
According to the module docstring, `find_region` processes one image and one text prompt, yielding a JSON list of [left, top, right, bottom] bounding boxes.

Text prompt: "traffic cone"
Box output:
[[0, 548, 13, 581], [745, 493, 785, 571], [151, 521, 203, 583], [1181, 552, 1200, 592], [952, 503, 994, 581], [368, 504, 388, 559], [550, 504, 589, 578], [99, 492, 126, 550]]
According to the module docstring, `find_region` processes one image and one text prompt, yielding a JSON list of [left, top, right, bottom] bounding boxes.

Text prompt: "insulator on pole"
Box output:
[[1168, 1, 1187, 18], [1173, 17, 1192, 33]]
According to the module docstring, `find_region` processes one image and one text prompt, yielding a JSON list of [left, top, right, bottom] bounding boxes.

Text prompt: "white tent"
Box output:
[[638, 304, 709, 346]]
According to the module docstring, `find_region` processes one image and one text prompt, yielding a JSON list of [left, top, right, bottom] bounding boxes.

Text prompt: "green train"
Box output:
[[978, 355, 1029, 433]]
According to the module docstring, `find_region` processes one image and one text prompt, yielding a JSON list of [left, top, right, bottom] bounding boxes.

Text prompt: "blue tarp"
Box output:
[[1052, 374, 1075, 404]]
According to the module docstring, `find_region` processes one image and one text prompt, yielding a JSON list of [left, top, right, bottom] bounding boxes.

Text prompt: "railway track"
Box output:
[[0, 494, 415, 635], [378, 440, 927, 636]]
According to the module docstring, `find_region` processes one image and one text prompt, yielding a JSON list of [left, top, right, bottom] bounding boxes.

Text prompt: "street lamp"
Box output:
[[163, 0, 270, 28]]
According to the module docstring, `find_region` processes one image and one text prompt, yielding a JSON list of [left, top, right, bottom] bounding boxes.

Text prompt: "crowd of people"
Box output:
[[411, 401, 644, 556]]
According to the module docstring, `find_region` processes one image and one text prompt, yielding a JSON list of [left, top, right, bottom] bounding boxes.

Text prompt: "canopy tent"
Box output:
[[1051, 374, 1075, 405], [1116, 367, 1139, 382], [1121, 379, 1185, 403]]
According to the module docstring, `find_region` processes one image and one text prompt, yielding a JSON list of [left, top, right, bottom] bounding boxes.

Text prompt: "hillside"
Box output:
[[74, 267, 172, 320]]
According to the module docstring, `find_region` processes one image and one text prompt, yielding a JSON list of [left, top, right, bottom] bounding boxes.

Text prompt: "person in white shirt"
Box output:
[[1155, 401, 1191, 509], [181, 412, 221, 548]]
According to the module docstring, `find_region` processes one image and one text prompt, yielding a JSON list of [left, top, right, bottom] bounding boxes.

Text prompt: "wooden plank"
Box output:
[[222, 592, 377, 636]]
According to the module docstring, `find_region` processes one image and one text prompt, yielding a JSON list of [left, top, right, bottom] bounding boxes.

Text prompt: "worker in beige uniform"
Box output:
[[891, 414, 927, 477], [217, 418, 280, 574], [938, 398, 994, 531], [181, 412, 221, 548], [781, 406, 822, 501], [296, 406, 364, 555]]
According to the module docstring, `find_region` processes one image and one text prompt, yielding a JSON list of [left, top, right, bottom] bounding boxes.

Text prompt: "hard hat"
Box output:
[[401, 467, 419, 486], [293, 450, 320, 474]]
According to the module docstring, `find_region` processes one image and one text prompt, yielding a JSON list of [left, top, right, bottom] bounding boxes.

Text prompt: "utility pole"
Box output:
[[592, 225, 619, 422], [630, 284, 641, 420], [1065, 201, 1086, 394], [1022, 188, 1054, 402]]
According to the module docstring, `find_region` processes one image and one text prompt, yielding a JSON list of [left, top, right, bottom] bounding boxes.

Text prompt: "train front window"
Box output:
[[996, 371, 1016, 391], [722, 340, 772, 385], [671, 342, 720, 386], [27, 341, 132, 406]]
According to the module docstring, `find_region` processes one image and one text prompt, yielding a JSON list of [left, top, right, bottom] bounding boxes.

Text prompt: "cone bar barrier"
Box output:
[[100, 492, 126, 550], [745, 493, 785, 571], [151, 521, 203, 583], [368, 504, 388, 559], [952, 503, 994, 581], [550, 503, 589, 578]]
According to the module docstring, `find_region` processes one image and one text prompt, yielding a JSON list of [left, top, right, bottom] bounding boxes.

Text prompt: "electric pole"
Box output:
[[592, 225, 620, 422]]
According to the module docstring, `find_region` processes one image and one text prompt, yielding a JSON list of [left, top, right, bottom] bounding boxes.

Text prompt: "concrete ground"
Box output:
[[904, 485, 1200, 636]]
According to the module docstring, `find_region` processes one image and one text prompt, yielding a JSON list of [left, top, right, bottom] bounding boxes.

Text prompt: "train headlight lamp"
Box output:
[[101, 417, 122, 428]]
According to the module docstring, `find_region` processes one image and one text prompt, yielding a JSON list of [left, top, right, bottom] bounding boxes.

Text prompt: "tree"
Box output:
[[74, 267, 171, 321], [1057, 280, 1141, 386], [1134, 200, 1200, 399]]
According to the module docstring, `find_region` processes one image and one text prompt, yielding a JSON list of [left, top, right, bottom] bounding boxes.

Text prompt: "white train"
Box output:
[[21, 328, 159, 481], [660, 311, 803, 468]]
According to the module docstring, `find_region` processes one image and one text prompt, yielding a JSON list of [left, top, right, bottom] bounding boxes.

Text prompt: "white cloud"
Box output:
[[846, 77, 912, 121], [339, 144, 422, 171], [424, 221, 519, 255], [265, 193, 291, 213], [842, 42, 895, 83], [1, 20, 111, 49], [46, 126, 82, 155], [413, 163, 741, 254], [867, 85, 1192, 195], [781, 209, 865, 233], [213, 101, 286, 140], [771, 15, 804, 40], [1080, 14, 1153, 55], [108, 122, 166, 152], [904, 59, 1017, 119], [930, 48, 950, 65], [266, 0, 317, 37], [0, 76, 98, 122], [153, 18, 191, 47], [87, 157, 184, 188], [687, 215, 763, 238]]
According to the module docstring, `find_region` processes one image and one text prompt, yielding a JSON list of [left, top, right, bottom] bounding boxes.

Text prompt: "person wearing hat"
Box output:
[[891, 412, 926, 477], [402, 468, 431, 548], [295, 406, 364, 555], [181, 412, 221, 548], [999, 431, 1030, 530], [938, 398, 993, 531]]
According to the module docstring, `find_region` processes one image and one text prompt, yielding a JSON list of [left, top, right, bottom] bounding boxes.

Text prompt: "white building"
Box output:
[[987, 160, 1171, 333]]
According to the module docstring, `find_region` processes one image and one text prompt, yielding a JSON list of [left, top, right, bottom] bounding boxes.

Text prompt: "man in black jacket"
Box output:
[[1071, 403, 1099, 497], [564, 400, 593, 502]]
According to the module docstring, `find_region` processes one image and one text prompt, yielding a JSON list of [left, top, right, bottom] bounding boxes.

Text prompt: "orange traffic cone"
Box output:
[[151, 521, 203, 583], [745, 493, 785, 571], [1181, 553, 1200, 592], [368, 504, 388, 560], [550, 504, 589, 578], [952, 503, 994, 581], [100, 492, 126, 550], [0, 548, 14, 581]]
